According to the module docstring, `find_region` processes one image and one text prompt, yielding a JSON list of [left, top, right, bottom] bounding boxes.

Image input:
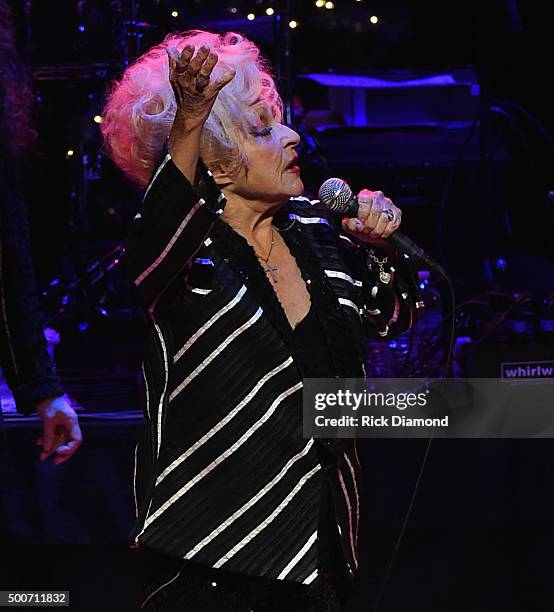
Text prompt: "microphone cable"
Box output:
[[372, 268, 455, 612], [317, 178, 457, 609]]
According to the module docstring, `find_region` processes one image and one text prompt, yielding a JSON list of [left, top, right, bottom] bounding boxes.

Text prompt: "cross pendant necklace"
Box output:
[[258, 227, 279, 283], [265, 262, 279, 282]]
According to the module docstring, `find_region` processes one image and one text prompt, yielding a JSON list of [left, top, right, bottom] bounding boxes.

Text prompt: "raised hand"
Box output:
[[167, 44, 235, 131], [165, 45, 235, 182]]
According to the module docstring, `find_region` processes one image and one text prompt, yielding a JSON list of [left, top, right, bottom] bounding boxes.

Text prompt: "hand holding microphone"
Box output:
[[318, 178, 401, 246], [347, 190, 401, 247], [318, 178, 446, 276]]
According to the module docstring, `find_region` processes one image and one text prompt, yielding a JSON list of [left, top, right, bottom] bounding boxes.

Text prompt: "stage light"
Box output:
[[247, 13, 255, 20], [93, 115, 102, 124], [78, 24, 85, 32], [266, 7, 274, 15], [171, 10, 179, 18], [66, 149, 75, 158], [289, 20, 298, 28], [325, 1, 334, 9], [315, 0, 325, 6], [370, 15, 379, 24], [229, 7, 238, 13]]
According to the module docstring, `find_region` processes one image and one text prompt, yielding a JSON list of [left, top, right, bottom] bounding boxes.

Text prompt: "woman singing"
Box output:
[[102, 30, 420, 611]]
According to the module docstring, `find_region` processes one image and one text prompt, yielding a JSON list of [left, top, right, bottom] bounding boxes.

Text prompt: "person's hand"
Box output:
[[35, 396, 82, 465], [166, 44, 236, 133], [341, 189, 402, 247]]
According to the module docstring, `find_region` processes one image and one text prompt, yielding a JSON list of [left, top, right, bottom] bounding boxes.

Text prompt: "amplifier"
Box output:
[[455, 292, 554, 378]]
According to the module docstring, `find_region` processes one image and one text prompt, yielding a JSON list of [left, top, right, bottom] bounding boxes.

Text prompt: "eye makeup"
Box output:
[[254, 126, 273, 137]]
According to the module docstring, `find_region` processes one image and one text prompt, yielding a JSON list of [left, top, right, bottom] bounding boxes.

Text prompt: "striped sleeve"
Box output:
[[289, 196, 422, 339], [125, 155, 225, 312], [334, 226, 422, 339], [359, 243, 422, 339]]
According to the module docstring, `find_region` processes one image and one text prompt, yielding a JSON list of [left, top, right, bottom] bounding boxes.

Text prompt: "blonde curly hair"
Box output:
[[101, 30, 283, 187]]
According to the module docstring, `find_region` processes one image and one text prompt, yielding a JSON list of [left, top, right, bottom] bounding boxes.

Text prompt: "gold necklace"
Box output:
[[258, 227, 279, 282]]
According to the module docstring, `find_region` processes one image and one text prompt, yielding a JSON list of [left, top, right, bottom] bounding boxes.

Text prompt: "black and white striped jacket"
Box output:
[[126, 154, 420, 587]]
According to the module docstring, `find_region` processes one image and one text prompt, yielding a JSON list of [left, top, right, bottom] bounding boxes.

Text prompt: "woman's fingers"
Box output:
[[196, 52, 218, 90], [371, 211, 390, 238], [357, 189, 385, 230], [167, 45, 196, 80], [365, 192, 386, 233], [176, 45, 194, 71], [52, 443, 75, 465], [356, 189, 372, 222], [166, 45, 192, 79], [344, 189, 402, 244], [387, 208, 401, 237], [357, 189, 401, 238], [169, 45, 228, 93], [343, 217, 363, 234], [213, 68, 236, 91], [166, 49, 177, 76], [186, 46, 210, 77], [199, 52, 218, 77], [167, 44, 235, 131], [371, 206, 401, 239]]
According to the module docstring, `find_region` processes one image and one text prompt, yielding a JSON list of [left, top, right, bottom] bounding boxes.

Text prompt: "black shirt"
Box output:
[[291, 302, 349, 581], [291, 302, 335, 379]]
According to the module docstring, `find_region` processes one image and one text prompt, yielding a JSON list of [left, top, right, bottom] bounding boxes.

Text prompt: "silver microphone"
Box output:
[[318, 178, 359, 216], [318, 177, 446, 276]]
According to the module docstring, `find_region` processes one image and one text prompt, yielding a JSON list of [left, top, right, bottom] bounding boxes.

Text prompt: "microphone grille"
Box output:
[[318, 178, 353, 213]]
